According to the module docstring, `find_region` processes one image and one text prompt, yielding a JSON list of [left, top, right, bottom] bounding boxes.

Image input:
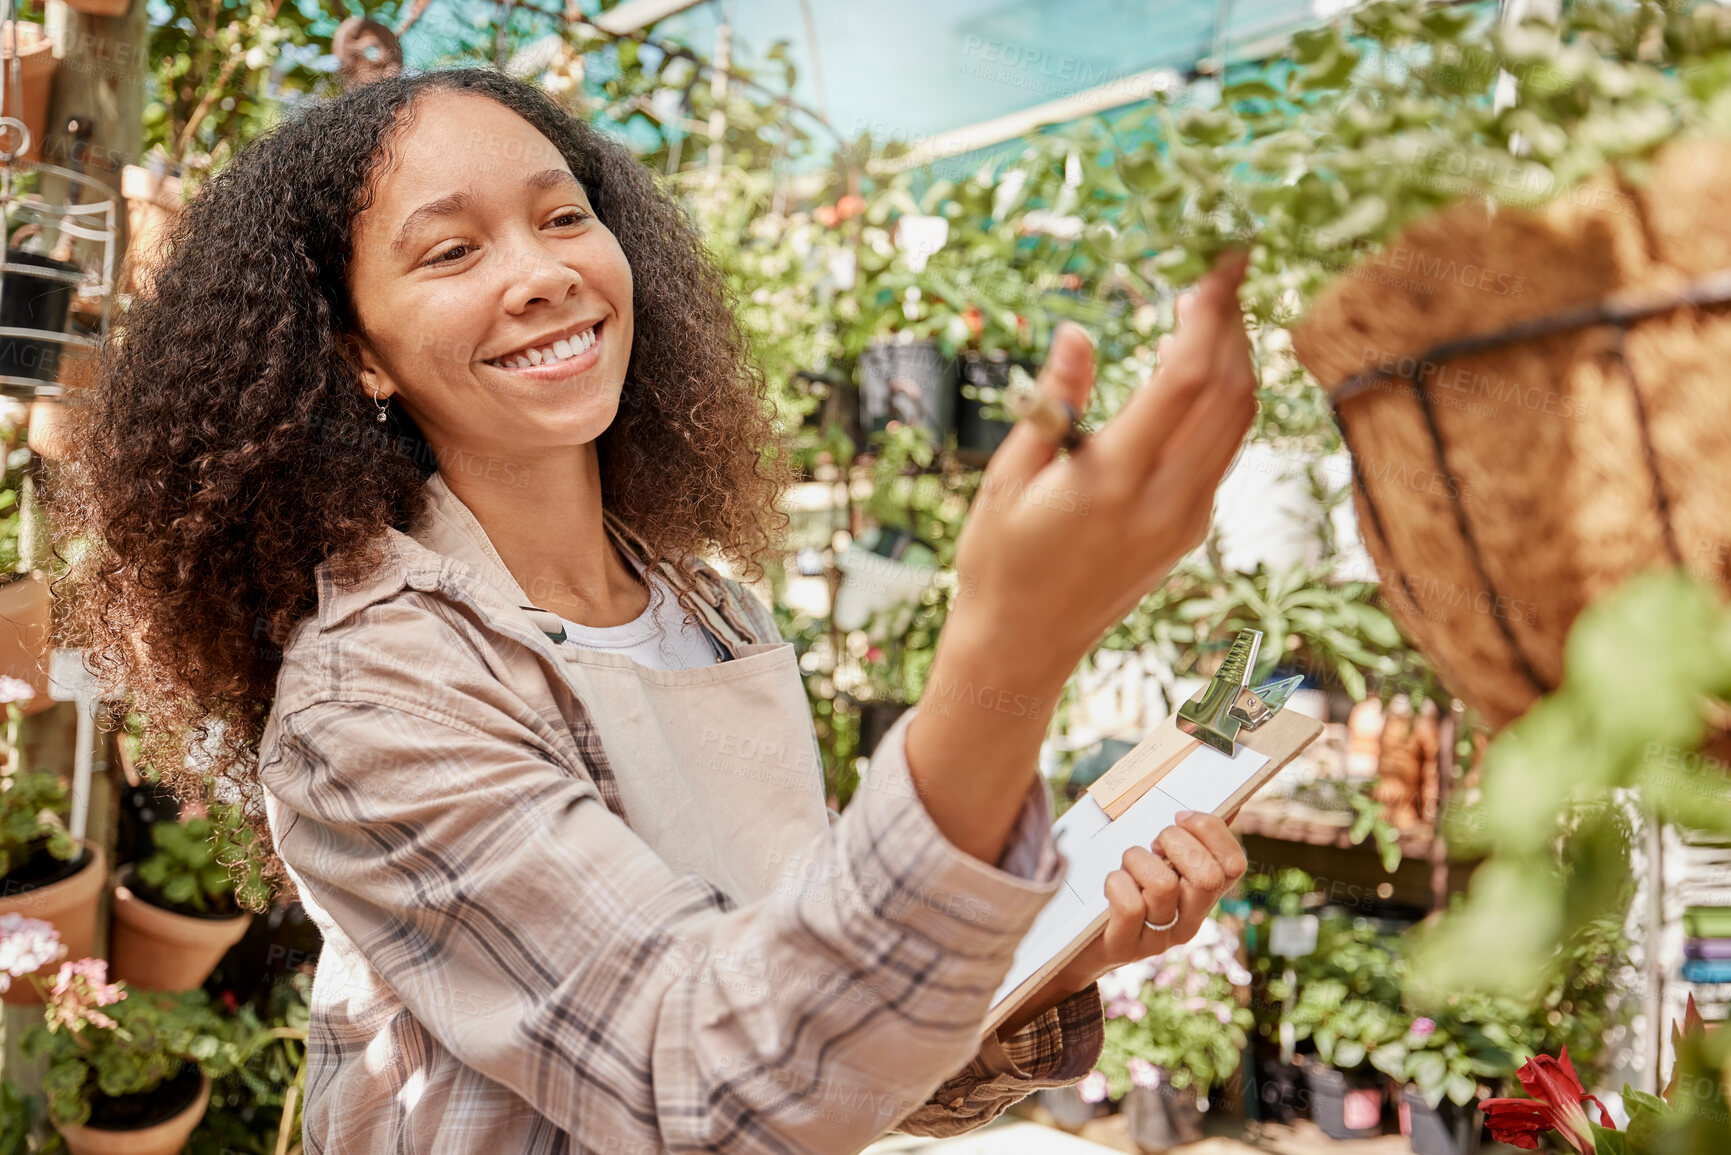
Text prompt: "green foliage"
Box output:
[[145, 0, 339, 185], [1266, 918, 1409, 1074], [1417, 570, 1731, 994], [190, 975, 312, 1155], [1101, 558, 1436, 706], [1097, 973, 1254, 1100], [23, 986, 235, 1128], [0, 768, 76, 881], [0, 1079, 31, 1155], [1248, 875, 1630, 1098], [1084, 0, 1731, 322], [1347, 791, 1407, 873], [1612, 1023, 1731, 1152], [135, 802, 265, 916]]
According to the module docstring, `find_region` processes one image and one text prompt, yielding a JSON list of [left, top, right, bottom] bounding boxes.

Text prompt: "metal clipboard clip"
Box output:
[[1176, 627, 1303, 756]]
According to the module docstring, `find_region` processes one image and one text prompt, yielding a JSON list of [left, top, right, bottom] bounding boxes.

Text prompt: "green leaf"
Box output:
[[1412, 1050, 1448, 1092], [1588, 1123, 1630, 1155]]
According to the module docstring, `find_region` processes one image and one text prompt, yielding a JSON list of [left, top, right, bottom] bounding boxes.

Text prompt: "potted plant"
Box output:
[[0, 22, 56, 164], [1272, 917, 1410, 1138], [954, 349, 1026, 467], [192, 980, 313, 1155], [0, 684, 104, 1004], [1385, 1016, 1496, 1155], [1093, 917, 1256, 1152], [14, 944, 234, 1154], [110, 801, 260, 991]]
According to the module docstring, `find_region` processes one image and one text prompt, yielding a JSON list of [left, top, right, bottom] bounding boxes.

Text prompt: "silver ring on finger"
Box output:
[[1143, 909, 1180, 934]]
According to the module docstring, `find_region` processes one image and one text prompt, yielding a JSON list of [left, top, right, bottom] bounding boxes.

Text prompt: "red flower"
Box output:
[[962, 305, 983, 340], [1481, 1047, 1614, 1153]]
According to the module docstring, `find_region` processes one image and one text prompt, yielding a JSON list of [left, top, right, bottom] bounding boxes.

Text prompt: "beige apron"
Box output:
[[514, 512, 832, 907]]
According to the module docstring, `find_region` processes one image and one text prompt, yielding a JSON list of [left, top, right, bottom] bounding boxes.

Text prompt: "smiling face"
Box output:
[[345, 90, 634, 463]]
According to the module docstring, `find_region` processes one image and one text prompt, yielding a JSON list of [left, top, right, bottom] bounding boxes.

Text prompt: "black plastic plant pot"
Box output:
[[1303, 1062, 1384, 1140], [858, 339, 956, 442], [955, 351, 1020, 467], [1252, 1051, 1309, 1124], [0, 250, 79, 385], [857, 701, 910, 758], [1401, 1084, 1482, 1155]]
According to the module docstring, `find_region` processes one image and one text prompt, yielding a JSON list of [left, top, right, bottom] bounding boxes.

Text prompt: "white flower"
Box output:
[[1128, 1056, 1163, 1090], [0, 675, 35, 704], [1077, 1070, 1110, 1103], [0, 913, 63, 992], [1097, 959, 1154, 1005]]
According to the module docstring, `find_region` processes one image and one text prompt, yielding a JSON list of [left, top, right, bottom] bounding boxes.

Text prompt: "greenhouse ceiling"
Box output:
[[391, 0, 1340, 166]]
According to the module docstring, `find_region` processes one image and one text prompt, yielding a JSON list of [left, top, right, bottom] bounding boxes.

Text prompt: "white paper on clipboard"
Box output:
[[988, 740, 1271, 1012]]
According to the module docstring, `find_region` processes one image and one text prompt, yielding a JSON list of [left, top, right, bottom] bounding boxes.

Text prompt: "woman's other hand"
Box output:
[[993, 811, 1249, 1040]]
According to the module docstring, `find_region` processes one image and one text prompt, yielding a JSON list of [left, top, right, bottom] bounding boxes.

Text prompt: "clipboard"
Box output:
[[982, 627, 1324, 1039]]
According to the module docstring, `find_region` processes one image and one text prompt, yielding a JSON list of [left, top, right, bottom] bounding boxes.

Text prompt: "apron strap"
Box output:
[[512, 510, 759, 662]]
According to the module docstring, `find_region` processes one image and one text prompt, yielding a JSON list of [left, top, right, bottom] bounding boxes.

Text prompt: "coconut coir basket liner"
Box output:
[[1292, 138, 1731, 731]]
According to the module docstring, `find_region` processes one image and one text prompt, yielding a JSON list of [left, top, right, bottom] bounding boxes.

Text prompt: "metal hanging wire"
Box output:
[[1327, 269, 1731, 695]]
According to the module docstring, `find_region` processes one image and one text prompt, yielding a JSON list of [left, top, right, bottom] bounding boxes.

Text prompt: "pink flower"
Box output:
[[1128, 1057, 1163, 1090], [44, 957, 127, 1034], [1411, 1017, 1437, 1039], [0, 914, 62, 992], [1215, 1004, 1233, 1025], [1078, 1070, 1110, 1103]]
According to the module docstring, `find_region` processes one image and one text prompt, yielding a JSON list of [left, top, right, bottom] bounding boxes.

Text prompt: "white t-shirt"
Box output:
[[555, 554, 721, 671]]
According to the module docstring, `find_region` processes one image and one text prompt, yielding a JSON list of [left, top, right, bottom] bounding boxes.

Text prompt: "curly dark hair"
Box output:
[[45, 68, 792, 901]]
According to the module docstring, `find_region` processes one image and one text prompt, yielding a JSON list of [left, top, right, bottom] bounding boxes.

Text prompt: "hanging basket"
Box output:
[[1292, 136, 1731, 731]]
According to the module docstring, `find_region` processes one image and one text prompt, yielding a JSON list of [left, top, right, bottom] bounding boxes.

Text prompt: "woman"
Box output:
[[50, 69, 1258, 1152]]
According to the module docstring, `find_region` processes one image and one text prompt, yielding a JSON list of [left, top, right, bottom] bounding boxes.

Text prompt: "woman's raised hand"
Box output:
[[947, 250, 1257, 690], [905, 251, 1258, 870]]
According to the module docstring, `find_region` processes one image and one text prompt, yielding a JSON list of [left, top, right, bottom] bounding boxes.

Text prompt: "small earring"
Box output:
[[372, 381, 390, 423]]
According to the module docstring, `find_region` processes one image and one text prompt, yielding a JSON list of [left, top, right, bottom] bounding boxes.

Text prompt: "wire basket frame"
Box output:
[[1326, 269, 1731, 698], [0, 158, 119, 398]]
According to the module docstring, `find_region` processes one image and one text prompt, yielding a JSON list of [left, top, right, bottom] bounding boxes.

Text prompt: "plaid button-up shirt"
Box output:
[[259, 476, 1103, 1154]]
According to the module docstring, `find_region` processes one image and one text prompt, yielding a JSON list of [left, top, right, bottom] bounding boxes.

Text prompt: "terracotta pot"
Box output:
[[110, 867, 251, 990], [0, 22, 55, 163], [63, 0, 132, 15], [27, 396, 69, 460], [56, 1074, 210, 1155], [0, 571, 54, 715], [0, 839, 105, 1004], [1293, 137, 1731, 730], [121, 165, 184, 299]]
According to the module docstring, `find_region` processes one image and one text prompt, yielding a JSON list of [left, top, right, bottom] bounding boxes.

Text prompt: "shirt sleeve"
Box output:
[[871, 719, 1106, 1137], [738, 574, 1105, 1135], [265, 675, 1080, 1152]]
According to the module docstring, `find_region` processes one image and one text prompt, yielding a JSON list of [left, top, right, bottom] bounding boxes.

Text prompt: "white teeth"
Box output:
[[492, 324, 597, 369]]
